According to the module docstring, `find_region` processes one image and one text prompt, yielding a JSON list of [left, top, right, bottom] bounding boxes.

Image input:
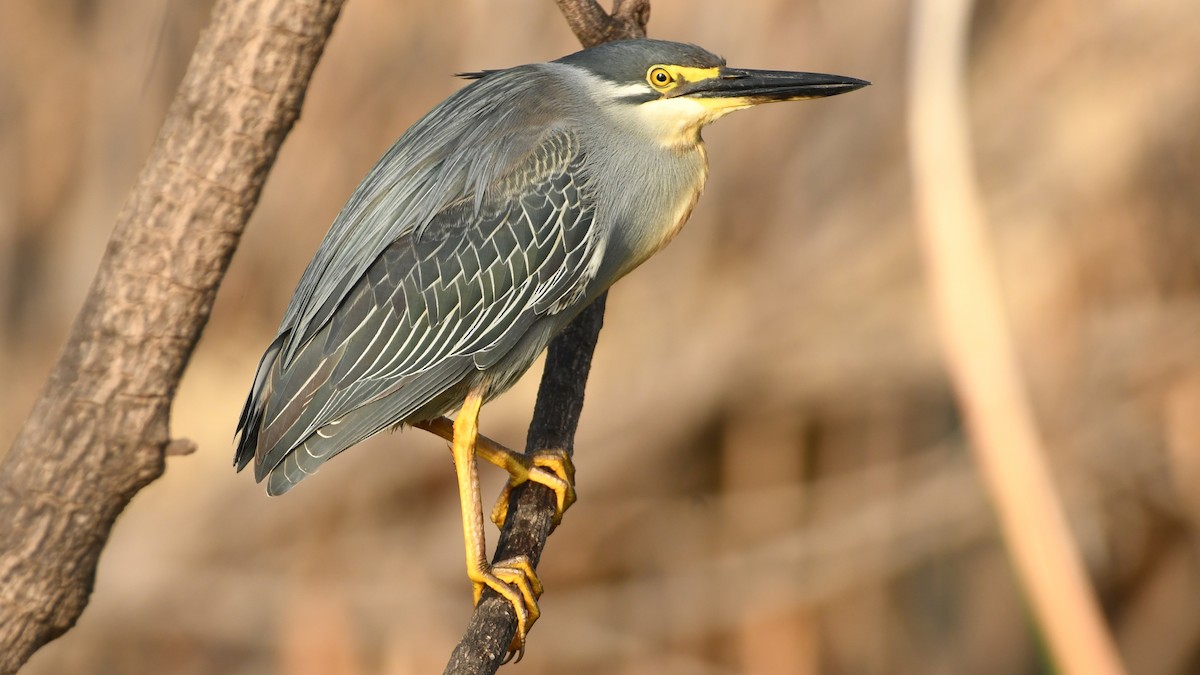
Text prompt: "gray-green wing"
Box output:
[[235, 129, 601, 495], [275, 65, 567, 368]]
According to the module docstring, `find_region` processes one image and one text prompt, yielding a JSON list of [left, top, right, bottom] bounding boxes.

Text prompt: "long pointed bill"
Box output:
[[683, 67, 870, 104]]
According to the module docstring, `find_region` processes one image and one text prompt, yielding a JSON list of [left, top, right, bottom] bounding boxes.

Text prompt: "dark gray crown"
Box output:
[[555, 39, 725, 84]]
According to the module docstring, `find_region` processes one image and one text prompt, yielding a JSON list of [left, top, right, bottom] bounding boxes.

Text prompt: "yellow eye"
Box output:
[[648, 67, 674, 87]]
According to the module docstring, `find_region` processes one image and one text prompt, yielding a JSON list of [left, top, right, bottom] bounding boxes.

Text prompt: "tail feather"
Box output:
[[234, 333, 287, 471], [261, 359, 472, 496]]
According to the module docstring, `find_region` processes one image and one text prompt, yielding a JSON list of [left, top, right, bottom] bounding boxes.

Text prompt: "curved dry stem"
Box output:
[[906, 1, 1125, 674]]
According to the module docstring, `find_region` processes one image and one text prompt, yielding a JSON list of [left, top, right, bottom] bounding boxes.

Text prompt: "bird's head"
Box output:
[[555, 39, 869, 149]]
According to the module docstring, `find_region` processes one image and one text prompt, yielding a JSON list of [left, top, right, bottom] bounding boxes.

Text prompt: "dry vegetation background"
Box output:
[[2, 0, 1199, 673]]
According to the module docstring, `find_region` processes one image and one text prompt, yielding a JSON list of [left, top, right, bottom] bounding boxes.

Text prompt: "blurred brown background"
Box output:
[[3, 0, 1199, 673]]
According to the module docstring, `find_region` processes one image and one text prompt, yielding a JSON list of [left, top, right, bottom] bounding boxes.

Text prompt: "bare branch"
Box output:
[[0, 1, 345, 672], [444, 296, 606, 673], [443, 3, 650, 673]]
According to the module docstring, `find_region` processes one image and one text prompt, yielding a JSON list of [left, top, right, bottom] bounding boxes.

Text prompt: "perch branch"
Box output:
[[0, 1, 345, 672], [443, 2, 648, 673]]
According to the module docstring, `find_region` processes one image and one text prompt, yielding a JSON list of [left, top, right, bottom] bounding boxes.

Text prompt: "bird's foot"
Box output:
[[490, 449, 576, 529], [470, 555, 543, 663]]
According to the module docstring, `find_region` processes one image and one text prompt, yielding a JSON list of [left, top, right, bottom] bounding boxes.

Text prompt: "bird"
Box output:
[[235, 38, 867, 657]]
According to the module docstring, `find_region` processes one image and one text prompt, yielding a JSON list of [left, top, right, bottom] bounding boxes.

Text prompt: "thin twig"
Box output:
[[906, 1, 1125, 674], [442, 2, 649, 672]]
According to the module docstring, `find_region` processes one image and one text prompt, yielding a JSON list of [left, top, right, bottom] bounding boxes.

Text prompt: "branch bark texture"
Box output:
[[443, 3, 648, 673], [0, 1, 345, 672]]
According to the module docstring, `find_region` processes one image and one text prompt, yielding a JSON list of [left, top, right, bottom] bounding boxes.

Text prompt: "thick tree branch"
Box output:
[[443, 3, 649, 673], [0, 1, 345, 672]]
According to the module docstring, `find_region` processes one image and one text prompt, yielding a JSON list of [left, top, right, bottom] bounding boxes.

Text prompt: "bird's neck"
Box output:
[[648, 143, 709, 256], [595, 141, 709, 286]]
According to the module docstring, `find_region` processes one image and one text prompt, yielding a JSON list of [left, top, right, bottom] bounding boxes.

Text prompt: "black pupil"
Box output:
[[655, 71, 667, 83]]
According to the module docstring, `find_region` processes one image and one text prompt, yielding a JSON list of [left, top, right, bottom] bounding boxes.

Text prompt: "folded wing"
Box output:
[[235, 126, 603, 495]]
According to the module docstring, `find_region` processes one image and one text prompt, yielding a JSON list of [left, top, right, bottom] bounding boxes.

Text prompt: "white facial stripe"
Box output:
[[636, 96, 709, 127], [632, 97, 749, 148], [594, 78, 655, 100]]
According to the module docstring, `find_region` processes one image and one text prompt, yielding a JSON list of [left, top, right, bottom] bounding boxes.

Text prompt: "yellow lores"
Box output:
[[636, 65, 755, 147], [648, 64, 722, 88]]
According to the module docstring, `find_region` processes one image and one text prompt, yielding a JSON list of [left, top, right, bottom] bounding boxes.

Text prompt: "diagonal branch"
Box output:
[[443, 3, 648, 673], [0, 1, 345, 672]]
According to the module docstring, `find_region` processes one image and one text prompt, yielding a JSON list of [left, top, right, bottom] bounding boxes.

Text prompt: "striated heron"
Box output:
[[235, 38, 867, 657]]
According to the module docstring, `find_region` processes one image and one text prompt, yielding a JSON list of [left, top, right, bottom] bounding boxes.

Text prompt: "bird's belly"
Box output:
[[404, 318, 559, 423], [479, 319, 561, 402]]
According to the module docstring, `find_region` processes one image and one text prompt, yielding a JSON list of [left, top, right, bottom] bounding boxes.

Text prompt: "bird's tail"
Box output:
[[234, 332, 287, 472]]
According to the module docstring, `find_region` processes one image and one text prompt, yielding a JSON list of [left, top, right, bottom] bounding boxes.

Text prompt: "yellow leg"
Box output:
[[447, 391, 544, 659], [415, 417, 576, 528]]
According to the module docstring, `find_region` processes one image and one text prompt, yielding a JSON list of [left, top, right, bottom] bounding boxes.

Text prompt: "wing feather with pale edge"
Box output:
[[234, 125, 602, 493]]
